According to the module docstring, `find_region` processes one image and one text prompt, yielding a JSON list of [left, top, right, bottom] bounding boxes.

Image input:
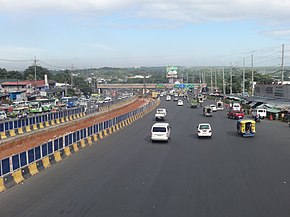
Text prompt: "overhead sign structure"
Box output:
[[174, 83, 194, 89], [166, 66, 178, 78], [155, 84, 165, 89]]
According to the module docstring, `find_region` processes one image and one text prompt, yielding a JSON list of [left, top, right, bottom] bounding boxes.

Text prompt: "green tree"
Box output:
[[23, 65, 52, 80]]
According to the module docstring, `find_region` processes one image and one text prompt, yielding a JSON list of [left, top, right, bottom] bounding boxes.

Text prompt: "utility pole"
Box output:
[[251, 54, 254, 96], [186, 73, 189, 84], [210, 68, 213, 93], [230, 62, 233, 95], [222, 65, 225, 95], [33, 56, 38, 85], [242, 58, 245, 96], [282, 44, 284, 84], [215, 69, 217, 91], [70, 64, 74, 88]]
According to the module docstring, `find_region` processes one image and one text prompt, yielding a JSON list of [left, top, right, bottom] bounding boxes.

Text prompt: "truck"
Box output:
[[155, 108, 167, 121]]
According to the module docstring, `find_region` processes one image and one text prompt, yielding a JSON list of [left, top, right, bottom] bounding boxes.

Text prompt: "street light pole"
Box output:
[[33, 56, 37, 85], [242, 58, 245, 96], [230, 63, 233, 95], [222, 66, 225, 95], [251, 54, 254, 96]]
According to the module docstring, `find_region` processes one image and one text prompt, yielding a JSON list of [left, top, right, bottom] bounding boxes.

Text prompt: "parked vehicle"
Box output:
[[237, 119, 255, 137], [30, 98, 57, 113], [232, 103, 241, 111], [251, 109, 266, 119], [151, 122, 171, 142], [61, 97, 79, 108]]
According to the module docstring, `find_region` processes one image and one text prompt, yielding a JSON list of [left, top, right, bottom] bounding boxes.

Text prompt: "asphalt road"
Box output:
[[0, 98, 290, 217]]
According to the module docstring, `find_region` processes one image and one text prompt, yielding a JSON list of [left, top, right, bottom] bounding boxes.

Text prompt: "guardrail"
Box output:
[[0, 98, 160, 192]]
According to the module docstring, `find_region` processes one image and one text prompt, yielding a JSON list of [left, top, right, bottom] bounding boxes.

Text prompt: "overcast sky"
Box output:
[[1, 0, 290, 70]]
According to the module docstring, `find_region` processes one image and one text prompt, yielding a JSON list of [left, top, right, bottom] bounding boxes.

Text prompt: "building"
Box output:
[[254, 84, 290, 101]]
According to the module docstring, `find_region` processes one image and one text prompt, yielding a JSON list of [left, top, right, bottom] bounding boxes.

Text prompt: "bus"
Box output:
[[61, 97, 79, 108], [29, 98, 57, 113]]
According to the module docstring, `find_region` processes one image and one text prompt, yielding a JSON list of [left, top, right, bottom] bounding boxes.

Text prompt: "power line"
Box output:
[[0, 58, 30, 62]]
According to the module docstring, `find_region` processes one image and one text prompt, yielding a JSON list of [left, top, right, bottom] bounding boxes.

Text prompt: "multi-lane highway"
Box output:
[[0, 98, 290, 217]]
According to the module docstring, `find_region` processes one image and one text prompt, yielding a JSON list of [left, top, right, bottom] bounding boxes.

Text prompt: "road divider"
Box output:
[[0, 98, 160, 192]]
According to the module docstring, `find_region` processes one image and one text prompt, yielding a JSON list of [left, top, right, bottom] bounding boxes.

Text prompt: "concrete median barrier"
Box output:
[[0, 178, 5, 192]]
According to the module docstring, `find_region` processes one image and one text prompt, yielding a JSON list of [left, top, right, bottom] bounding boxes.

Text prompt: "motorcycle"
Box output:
[[254, 115, 261, 122]]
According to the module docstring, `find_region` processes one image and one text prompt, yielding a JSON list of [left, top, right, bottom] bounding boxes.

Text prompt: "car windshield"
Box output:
[[152, 127, 167, 132], [200, 125, 210, 129]]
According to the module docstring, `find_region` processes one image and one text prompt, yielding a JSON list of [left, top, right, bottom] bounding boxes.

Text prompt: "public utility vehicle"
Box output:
[[237, 119, 255, 137]]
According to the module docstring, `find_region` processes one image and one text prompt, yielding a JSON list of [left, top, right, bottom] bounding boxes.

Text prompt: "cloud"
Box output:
[[1, 0, 290, 25], [261, 29, 290, 38]]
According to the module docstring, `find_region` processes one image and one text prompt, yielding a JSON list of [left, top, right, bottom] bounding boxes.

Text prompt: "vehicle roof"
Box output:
[[210, 104, 216, 106], [237, 119, 255, 123], [198, 123, 211, 125], [152, 123, 170, 127]]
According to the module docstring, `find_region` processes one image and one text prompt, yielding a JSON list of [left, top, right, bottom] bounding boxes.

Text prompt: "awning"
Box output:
[[266, 108, 282, 113]]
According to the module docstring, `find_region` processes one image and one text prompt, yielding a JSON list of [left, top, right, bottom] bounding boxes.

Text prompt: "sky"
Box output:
[[1, 0, 290, 70]]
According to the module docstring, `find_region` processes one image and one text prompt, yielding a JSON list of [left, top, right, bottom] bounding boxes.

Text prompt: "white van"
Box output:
[[252, 109, 266, 119], [151, 123, 171, 142], [232, 103, 241, 111]]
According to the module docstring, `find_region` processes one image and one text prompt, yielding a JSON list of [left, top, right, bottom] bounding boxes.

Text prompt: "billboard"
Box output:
[[166, 66, 178, 78]]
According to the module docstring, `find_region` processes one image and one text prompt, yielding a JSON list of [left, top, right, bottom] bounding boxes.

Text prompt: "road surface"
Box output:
[[0, 98, 290, 217]]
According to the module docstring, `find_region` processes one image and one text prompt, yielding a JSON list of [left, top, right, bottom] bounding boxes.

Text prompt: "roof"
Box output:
[[26, 80, 46, 87], [237, 119, 255, 123], [1, 81, 31, 86], [266, 108, 282, 113], [152, 123, 170, 127]]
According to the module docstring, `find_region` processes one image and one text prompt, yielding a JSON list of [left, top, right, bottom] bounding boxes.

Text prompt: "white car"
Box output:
[[177, 100, 184, 106], [210, 104, 217, 112], [166, 95, 171, 101], [155, 108, 167, 120], [151, 123, 171, 142], [197, 123, 212, 138]]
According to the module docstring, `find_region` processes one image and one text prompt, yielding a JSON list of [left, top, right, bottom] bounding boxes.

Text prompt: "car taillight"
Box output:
[[209, 130, 211, 133]]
